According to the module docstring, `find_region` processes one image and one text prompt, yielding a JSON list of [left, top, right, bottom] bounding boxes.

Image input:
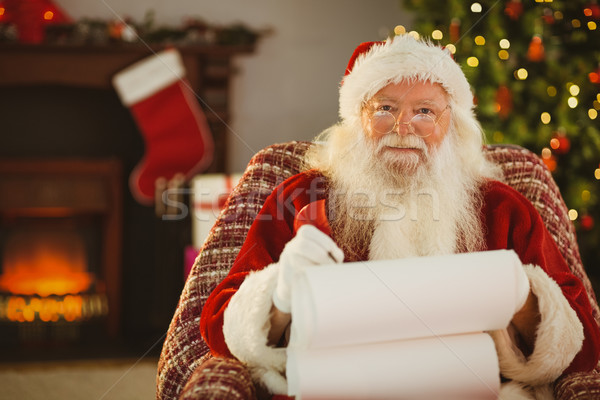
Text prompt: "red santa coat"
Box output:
[[200, 170, 600, 395]]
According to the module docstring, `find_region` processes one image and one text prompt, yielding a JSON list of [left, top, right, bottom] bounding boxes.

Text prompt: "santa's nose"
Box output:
[[394, 118, 412, 136]]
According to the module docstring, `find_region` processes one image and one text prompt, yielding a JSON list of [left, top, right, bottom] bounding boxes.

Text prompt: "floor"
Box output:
[[0, 357, 158, 400]]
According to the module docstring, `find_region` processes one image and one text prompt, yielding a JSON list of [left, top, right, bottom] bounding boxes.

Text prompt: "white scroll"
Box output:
[[287, 249, 526, 400]]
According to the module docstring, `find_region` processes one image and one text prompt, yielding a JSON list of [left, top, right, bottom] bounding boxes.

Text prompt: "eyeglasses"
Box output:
[[368, 106, 450, 137]]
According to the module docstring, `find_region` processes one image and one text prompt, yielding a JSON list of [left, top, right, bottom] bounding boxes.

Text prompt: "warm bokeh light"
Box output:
[[542, 155, 556, 171], [582, 190, 591, 202], [471, 3, 482, 13], [550, 138, 560, 149], [467, 56, 479, 67], [515, 68, 528, 80], [408, 31, 420, 40], [572, 19, 581, 28], [568, 97, 578, 108], [547, 86, 557, 97], [588, 22, 597, 31], [394, 25, 406, 35], [43, 11, 54, 21], [569, 84, 580, 96], [540, 112, 551, 124], [445, 44, 456, 54], [541, 147, 552, 159], [474, 35, 485, 45], [432, 30, 443, 40], [498, 50, 509, 60], [569, 209, 579, 221], [589, 109, 598, 120], [499, 39, 510, 49]]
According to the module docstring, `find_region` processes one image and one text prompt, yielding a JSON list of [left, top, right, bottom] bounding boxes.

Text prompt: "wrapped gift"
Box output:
[[185, 173, 242, 279], [192, 173, 243, 248]]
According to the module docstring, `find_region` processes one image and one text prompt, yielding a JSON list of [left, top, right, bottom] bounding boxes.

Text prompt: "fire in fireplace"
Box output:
[[0, 227, 108, 324], [0, 159, 122, 346], [2, 229, 92, 297]]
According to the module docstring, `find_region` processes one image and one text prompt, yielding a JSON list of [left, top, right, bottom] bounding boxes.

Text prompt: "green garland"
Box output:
[[0, 10, 267, 46]]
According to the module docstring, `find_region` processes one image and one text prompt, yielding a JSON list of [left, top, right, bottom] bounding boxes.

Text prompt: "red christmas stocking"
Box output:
[[113, 48, 214, 205]]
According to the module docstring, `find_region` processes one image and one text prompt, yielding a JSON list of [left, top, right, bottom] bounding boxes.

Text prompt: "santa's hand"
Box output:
[[510, 264, 539, 354], [272, 225, 344, 313], [514, 262, 531, 313]]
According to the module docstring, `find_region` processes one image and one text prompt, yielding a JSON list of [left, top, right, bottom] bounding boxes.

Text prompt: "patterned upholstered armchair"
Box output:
[[156, 141, 600, 400]]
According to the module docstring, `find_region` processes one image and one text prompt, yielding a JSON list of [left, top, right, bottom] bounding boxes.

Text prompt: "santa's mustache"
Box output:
[[374, 133, 429, 157]]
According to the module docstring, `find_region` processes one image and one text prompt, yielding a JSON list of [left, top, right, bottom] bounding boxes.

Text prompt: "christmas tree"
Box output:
[[401, 0, 600, 289]]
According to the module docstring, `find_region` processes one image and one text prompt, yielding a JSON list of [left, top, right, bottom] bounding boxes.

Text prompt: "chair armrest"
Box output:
[[555, 369, 600, 400], [179, 357, 257, 400]]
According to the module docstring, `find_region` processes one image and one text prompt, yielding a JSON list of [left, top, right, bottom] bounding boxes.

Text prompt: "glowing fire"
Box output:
[[0, 230, 94, 297], [0, 293, 108, 322]]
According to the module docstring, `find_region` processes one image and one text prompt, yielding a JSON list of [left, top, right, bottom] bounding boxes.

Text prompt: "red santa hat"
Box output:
[[339, 35, 474, 128]]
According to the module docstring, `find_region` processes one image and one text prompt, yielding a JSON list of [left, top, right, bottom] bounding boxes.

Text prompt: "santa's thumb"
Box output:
[[514, 264, 531, 313]]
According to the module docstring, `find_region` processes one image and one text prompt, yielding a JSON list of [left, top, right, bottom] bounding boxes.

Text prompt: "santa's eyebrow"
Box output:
[[370, 95, 399, 104], [370, 95, 444, 105], [413, 99, 443, 106], [412, 100, 451, 112]]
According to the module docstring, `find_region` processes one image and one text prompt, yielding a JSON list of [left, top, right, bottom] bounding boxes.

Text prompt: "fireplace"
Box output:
[[0, 159, 122, 347], [0, 43, 254, 359]]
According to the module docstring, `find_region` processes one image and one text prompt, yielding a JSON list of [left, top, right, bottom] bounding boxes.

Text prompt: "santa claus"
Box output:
[[200, 36, 600, 399]]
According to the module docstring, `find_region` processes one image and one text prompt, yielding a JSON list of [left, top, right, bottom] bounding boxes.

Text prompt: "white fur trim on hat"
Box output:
[[112, 48, 185, 106], [339, 35, 473, 129], [490, 264, 584, 386], [223, 263, 288, 395]]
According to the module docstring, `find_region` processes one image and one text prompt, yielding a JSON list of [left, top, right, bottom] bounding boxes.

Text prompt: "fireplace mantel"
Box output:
[[0, 43, 254, 90]]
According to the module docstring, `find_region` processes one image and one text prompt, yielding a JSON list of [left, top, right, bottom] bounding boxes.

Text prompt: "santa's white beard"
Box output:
[[326, 128, 486, 261]]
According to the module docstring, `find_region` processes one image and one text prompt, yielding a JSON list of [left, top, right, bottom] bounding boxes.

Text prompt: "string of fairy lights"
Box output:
[[393, 0, 600, 228]]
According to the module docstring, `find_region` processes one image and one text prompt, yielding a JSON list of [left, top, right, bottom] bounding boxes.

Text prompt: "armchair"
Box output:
[[156, 141, 600, 400]]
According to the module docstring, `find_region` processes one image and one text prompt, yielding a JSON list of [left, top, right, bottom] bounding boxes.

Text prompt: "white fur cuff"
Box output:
[[491, 264, 584, 386], [223, 263, 288, 394]]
